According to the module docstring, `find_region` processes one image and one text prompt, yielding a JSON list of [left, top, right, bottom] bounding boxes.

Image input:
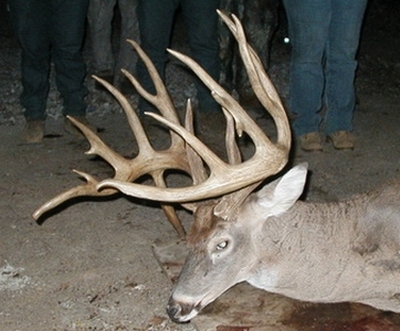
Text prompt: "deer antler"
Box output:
[[96, 10, 291, 202], [33, 10, 291, 236], [33, 41, 193, 238]]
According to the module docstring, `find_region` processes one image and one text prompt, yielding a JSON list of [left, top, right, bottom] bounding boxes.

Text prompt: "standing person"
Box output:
[[282, 0, 369, 151], [9, 0, 90, 143], [136, 0, 221, 115], [87, 0, 139, 88]]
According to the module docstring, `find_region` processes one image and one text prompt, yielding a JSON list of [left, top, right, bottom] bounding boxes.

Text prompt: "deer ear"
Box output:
[[255, 163, 308, 217]]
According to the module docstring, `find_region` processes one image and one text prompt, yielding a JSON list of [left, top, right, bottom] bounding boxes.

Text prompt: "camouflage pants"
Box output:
[[87, 0, 139, 85]]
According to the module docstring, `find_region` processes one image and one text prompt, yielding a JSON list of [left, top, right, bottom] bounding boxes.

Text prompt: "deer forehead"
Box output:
[[187, 203, 229, 247], [187, 201, 256, 249]]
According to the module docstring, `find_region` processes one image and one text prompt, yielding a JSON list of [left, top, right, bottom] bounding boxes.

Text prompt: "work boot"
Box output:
[[327, 131, 354, 150], [299, 132, 323, 152], [64, 116, 96, 139], [21, 120, 45, 143]]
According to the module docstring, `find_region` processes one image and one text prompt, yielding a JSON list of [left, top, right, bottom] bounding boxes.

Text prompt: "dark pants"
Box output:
[[9, 0, 89, 121], [137, 0, 220, 113]]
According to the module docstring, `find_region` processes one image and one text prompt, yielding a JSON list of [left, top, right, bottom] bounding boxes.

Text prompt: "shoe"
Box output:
[[64, 116, 96, 139], [327, 131, 354, 150], [299, 132, 323, 151], [22, 120, 45, 143]]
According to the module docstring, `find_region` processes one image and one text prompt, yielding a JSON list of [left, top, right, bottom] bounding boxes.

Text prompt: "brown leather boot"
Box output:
[[327, 131, 354, 150], [21, 120, 45, 143], [299, 132, 323, 152]]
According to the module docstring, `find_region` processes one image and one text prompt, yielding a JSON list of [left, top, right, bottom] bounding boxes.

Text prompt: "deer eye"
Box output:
[[216, 241, 229, 251]]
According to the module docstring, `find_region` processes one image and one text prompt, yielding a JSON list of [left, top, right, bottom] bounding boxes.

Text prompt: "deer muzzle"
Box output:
[[166, 297, 202, 323]]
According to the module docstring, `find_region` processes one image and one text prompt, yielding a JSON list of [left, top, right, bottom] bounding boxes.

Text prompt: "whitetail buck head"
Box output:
[[32, 10, 293, 322], [167, 163, 308, 322]]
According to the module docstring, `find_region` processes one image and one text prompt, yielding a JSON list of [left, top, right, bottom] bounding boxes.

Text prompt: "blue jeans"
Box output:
[[282, 0, 368, 137], [9, 0, 89, 121], [136, 0, 220, 114]]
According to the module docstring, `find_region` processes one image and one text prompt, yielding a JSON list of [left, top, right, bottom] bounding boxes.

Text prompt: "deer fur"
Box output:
[[167, 163, 400, 322]]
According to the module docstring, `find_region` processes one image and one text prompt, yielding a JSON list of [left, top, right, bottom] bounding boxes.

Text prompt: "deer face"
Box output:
[[166, 164, 309, 323], [166, 203, 259, 323]]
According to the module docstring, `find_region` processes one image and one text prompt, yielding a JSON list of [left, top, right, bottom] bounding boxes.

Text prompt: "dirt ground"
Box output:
[[1, 1, 400, 330]]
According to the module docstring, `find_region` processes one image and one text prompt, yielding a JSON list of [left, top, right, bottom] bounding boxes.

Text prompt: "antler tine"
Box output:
[[213, 108, 259, 220], [167, 44, 290, 162], [184, 100, 208, 185], [167, 48, 261, 139], [32, 112, 135, 220], [223, 108, 241, 165], [67, 115, 134, 175], [92, 76, 193, 179], [123, 39, 187, 151], [89, 77, 186, 170], [218, 10, 291, 149], [150, 169, 187, 238], [91, 76, 154, 154], [32, 170, 116, 220], [125, 39, 177, 120]]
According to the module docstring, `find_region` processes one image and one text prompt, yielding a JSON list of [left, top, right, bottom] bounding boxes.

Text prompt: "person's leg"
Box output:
[[136, 0, 178, 113], [114, 0, 139, 86], [282, 0, 330, 137], [51, 0, 89, 118], [87, 0, 117, 74], [324, 0, 368, 136], [9, 0, 51, 122], [182, 0, 220, 113], [236, 0, 279, 105]]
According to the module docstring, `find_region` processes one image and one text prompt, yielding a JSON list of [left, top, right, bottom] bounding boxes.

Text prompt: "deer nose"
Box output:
[[166, 298, 194, 323], [166, 301, 182, 323]]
